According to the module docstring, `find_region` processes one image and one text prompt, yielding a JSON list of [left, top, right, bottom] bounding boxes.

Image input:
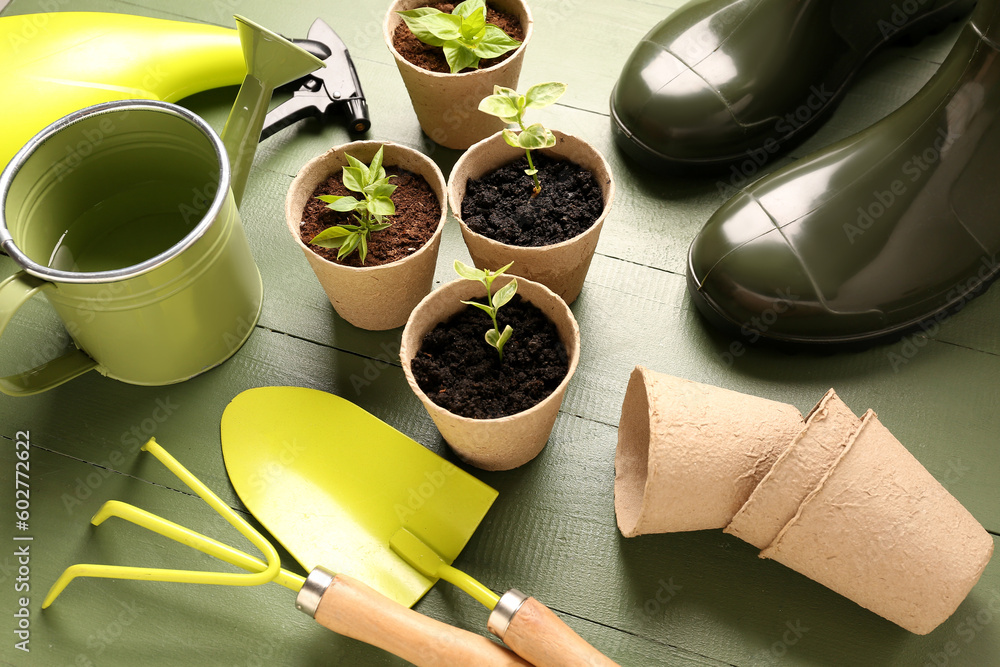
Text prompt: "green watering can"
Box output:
[[0, 16, 323, 396]]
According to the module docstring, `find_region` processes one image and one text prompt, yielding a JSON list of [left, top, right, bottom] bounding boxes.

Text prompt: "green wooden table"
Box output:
[[2, 1, 998, 665]]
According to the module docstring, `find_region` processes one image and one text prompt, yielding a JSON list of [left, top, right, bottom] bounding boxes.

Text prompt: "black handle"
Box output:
[[344, 98, 371, 133]]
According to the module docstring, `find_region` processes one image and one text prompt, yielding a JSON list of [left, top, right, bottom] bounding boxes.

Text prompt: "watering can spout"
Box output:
[[223, 16, 324, 206]]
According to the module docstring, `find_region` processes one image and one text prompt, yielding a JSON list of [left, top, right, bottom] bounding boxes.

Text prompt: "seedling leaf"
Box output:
[[397, 9, 463, 46], [310, 225, 353, 247], [492, 278, 517, 309], [368, 146, 384, 183], [342, 166, 367, 193], [461, 8, 486, 40], [477, 82, 567, 194], [518, 123, 556, 150], [453, 0, 486, 19], [371, 183, 397, 200], [475, 25, 521, 59], [461, 300, 496, 317], [479, 95, 519, 121], [454, 260, 487, 281], [455, 262, 517, 362], [525, 82, 567, 109], [367, 197, 395, 217], [316, 195, 360, 212]]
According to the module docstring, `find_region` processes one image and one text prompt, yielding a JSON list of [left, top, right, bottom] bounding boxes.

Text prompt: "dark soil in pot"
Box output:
[[393, 2, 525, 73], [300, 167, 441, 267], [411, 294, 569, 419], [461, 153, 604, 246]]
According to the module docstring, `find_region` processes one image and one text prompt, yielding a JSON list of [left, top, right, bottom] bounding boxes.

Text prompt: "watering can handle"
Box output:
[[302, 569, 531, 666], [489, 590, 621, 667], [0, 272, 98, 396]]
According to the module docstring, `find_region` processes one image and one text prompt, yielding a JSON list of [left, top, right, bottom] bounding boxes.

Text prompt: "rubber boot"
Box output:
[[611, 0, 977, 173], [687, 0, 1000, 344]]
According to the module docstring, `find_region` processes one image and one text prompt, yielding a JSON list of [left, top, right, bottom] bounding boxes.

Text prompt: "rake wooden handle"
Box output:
[[309, 572, 530, 666], [489, 592, 619, 667]]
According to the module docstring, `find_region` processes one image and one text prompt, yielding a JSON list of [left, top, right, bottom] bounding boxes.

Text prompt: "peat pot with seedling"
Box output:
[[285, 141, 447, 330], [385, 0, 533, 149], [400, 261, 580, 470], [449, 82, 616, 304]]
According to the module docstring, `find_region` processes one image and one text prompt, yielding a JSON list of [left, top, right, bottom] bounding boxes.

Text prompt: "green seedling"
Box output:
[[310, 145, 396, 265], [397, 0, 521, 74], [478, 81, 567, 195], [455, 260, 518, 361]]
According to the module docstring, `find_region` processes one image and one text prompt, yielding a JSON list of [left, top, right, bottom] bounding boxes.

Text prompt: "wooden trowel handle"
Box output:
[[488, 590, 619, 667], [300, 568, 530, 666]]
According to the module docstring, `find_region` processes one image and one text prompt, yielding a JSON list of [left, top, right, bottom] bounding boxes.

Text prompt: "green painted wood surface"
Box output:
[[1, 0, 998, 665]]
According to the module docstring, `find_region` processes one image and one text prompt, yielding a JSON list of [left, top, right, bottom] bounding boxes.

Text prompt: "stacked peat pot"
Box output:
[[614, 366, 995, 634], [384, 0, 533, 149], [286, 141, 448, 330]]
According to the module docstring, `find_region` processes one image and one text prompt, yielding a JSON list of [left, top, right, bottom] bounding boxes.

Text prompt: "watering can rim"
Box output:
[[0, 99, 231, 285]]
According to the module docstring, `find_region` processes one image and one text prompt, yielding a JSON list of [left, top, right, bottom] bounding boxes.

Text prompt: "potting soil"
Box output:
[[411, 294, 569, 419], [462, 153, 604, 246]]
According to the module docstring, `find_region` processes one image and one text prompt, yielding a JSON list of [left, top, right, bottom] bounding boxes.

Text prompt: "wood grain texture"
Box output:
[[313, 574, 531, 666], [498, 596, 620, 666], [2, 0, 998, 665]]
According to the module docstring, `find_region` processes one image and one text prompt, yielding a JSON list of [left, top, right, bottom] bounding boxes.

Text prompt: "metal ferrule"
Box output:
[[487, 588, 529, 640], [295, 566, 336, 618]]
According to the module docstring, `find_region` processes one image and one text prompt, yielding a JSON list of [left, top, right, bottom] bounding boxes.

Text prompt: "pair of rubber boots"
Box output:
[[613, 0, 1000, 345]]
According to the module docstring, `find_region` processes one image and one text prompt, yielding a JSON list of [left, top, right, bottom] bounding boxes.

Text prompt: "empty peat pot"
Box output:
[[614, 367, 995, 634], [614, 366, 804, 535], [449, 130, 616, 304], [384, 0, 533, 150], [400, 276, 580, 470], [285, 141, 448, 331], [725, 388, 860, 550], [760, 410, 994, 635]]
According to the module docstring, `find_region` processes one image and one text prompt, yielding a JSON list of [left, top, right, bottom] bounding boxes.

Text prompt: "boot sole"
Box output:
[[686, 251, 1000, 349]]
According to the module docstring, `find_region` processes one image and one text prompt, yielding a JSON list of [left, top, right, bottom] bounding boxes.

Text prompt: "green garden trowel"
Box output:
[[221, 387, 619, 667], [219, 386, 498, 609]]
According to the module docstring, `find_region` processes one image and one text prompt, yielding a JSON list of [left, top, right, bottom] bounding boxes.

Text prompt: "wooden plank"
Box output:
[[2, 0, 998, 665]]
